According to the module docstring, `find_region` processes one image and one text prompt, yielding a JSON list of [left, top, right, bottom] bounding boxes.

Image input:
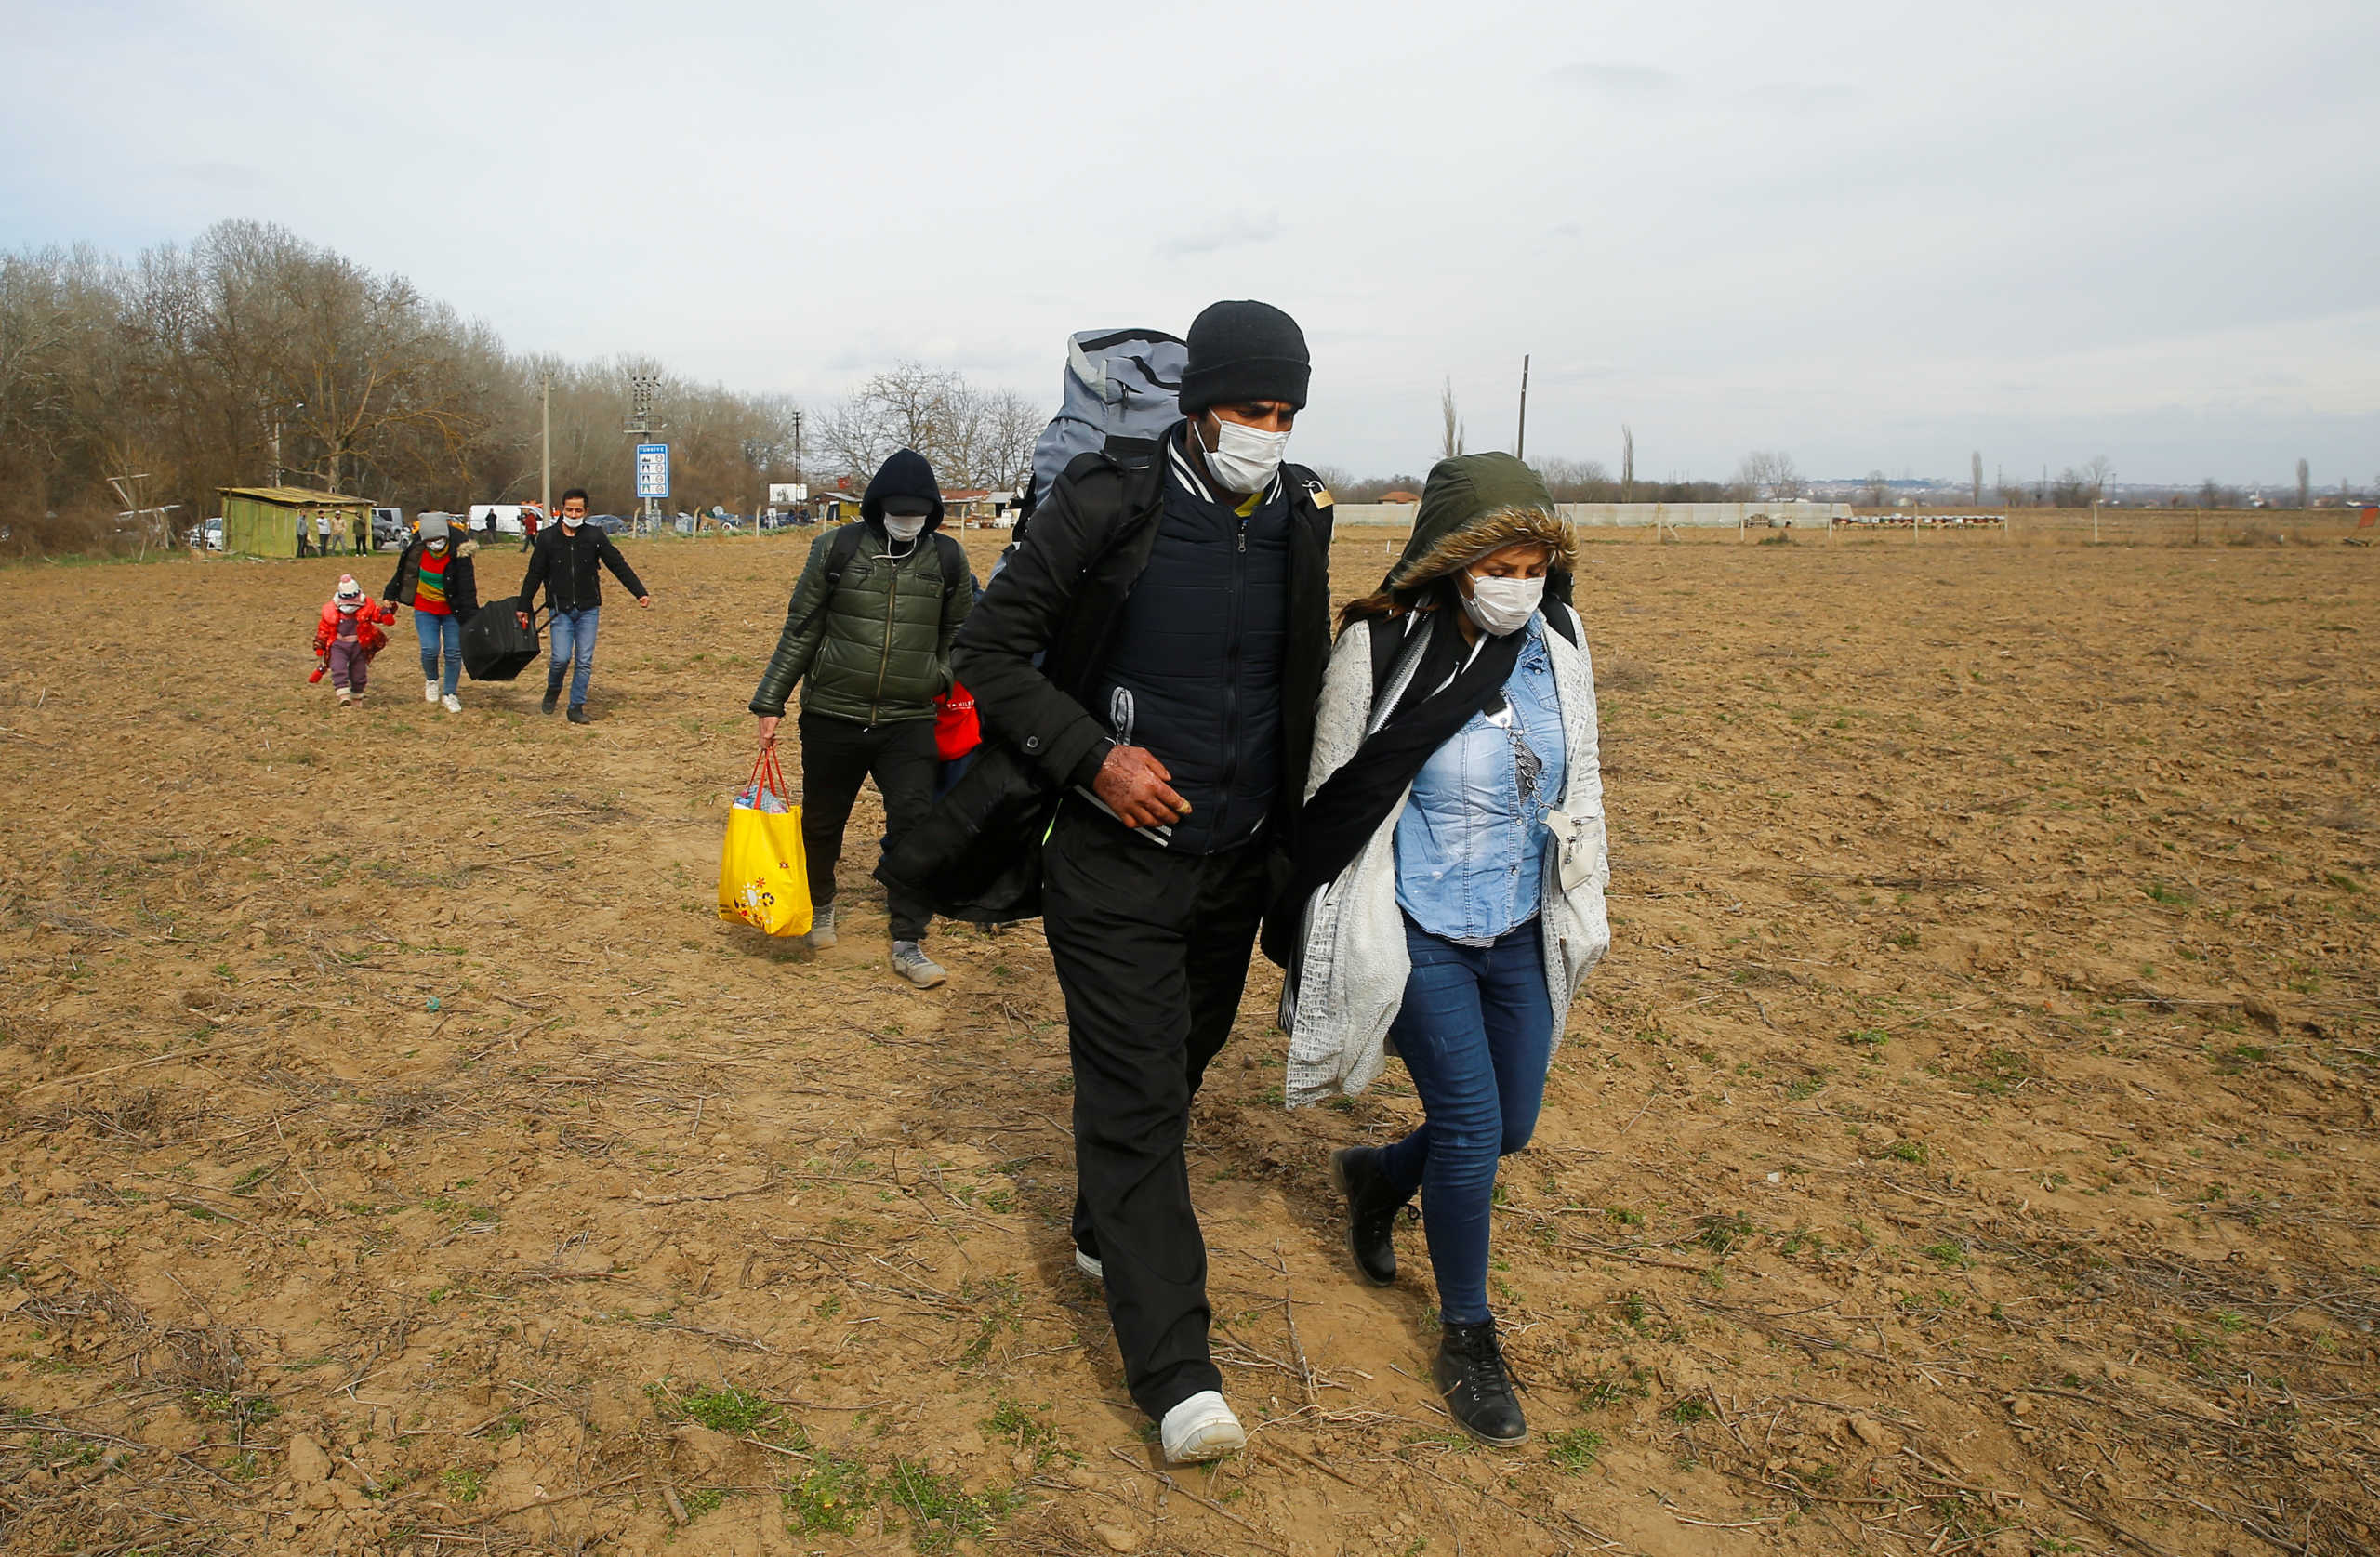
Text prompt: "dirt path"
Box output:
[[0, 532, 2373, 1556]]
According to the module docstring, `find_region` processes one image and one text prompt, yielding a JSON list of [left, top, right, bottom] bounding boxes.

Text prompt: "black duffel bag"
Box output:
[[875, 739, 1056, 926], [462, 595, 543, 682]]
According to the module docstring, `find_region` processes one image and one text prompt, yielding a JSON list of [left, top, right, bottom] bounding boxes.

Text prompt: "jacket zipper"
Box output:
[[868, 554, 900, 726], [1216, 511, 1248, 839]]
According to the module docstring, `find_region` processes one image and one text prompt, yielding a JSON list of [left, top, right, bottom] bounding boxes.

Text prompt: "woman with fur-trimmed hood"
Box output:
[[1278, 453, 1609, 1448]]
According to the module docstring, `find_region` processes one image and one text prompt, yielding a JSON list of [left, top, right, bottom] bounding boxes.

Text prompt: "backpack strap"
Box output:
[[1543, 602, 1580, 648], [784, 522, 869, 642]]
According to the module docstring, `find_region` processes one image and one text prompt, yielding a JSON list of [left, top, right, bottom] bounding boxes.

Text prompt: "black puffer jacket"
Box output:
[[749, 449, 972, 726], [520, 522, 647, 614]]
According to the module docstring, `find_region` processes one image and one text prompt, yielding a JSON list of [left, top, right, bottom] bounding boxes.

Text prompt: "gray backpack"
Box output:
[[1020, 328, 1186, 522]]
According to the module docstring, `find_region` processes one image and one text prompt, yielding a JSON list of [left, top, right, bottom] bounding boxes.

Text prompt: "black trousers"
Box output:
[[796, 711, 938, 942], [1042, 801, 1271, 1420]]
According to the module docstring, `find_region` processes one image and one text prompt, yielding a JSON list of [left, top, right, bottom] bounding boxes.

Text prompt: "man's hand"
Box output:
[[1093, 745, 1190, 829], [638, 595, 654, 608], [756, 715, 781, 749], [516, 610, 531, 630]]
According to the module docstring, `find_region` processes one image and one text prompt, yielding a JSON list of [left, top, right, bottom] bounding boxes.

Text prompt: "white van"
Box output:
[[467, 503, 543, 537]]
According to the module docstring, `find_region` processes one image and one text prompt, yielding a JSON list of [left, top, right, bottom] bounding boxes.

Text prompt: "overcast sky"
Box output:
[[6, 0, 2375, 486]]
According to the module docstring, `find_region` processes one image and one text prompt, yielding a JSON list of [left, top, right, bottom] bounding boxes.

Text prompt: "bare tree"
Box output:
[[1735, 450, 1803, 502], [1531, 456, 1613, 503], [1439, 377, 1464, 461], [1863, 469, 1891, 508]]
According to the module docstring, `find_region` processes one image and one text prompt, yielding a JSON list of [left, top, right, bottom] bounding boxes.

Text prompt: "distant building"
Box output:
[[1380, 490, 1421, 504], [217, 485, 375, 558]]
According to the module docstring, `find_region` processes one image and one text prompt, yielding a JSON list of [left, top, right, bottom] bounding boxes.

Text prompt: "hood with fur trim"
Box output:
[[1376, 453, 1572, 609]]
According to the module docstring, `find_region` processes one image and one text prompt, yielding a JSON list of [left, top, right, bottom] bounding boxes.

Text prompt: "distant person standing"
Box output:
[[384, 514, 482, 713], [316, 510, 334, 555], [520, 504, 541, 552], [519, 488, 651, 723], [351, 510, 369, 555]]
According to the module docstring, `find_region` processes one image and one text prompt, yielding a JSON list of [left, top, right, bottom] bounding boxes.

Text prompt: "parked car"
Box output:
[[592, 514, 629, 536], [371, 507, 406, 549], [188, 517, 225, 552]]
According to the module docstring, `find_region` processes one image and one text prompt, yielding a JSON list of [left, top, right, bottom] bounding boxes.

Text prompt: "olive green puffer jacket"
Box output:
[[749, 522, 972, 725]]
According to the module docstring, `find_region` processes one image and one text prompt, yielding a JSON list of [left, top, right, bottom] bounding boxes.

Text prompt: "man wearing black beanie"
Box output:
[[943, 300, 1333, 1462]]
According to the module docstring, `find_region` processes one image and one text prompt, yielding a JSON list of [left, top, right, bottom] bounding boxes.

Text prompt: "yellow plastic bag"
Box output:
[[718, 746, 812, 936]]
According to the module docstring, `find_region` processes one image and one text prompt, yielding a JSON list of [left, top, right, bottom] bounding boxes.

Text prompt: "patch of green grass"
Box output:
[[784, 1453, 872, 1535], [958, 1275, 1023, 1367], [1697, 1212, 1756, 1256], [441, 1467, 483, 1505], [1617, 1292, 1650, 1333], [882, 1458, 1024, 1552], [679, 1487, 726, 1519], [2144, 881, 2196, 908], [1884, 1140, 1930, 1165], [1921, 1241, 1973, 1269], [1840, 1028, 1888, 1049], [1663, 1398, 1712, 1424], [981, 1399, 1052, 1445], [1547, 1426, 1604, 1471], [1884, 929, 1919, 949], [651, 1381, 785, 1439]]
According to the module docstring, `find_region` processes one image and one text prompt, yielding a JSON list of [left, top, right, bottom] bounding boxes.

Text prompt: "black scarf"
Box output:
[[1261, 608, 1525, 967]]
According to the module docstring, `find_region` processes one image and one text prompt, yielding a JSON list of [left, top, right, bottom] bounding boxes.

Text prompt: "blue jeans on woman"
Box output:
[[414, 610, 463, 696], [1378, 917, 1554, 1326], [550, 606, 600, 707]]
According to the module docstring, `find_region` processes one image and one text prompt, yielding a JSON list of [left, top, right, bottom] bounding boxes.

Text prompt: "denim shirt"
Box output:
[[1394, 615, 1568, 943]]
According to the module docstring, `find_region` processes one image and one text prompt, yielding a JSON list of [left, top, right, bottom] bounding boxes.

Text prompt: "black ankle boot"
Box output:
[[1433, 1318, 1527, 1445], [1330, 1146, 1405, 1285], [541, 678, 562, 715]]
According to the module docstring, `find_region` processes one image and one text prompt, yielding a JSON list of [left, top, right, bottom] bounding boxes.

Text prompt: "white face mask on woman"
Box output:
[[882, 513, 927, 543], [1461, 573, 1544, 637], [1199, 416, 1290, 495]]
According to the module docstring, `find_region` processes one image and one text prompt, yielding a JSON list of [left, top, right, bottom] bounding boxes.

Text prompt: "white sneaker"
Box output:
[[441, 693, 462, 713], [424, 680, 439, 704], [1074, 1247, 1104, 1282], [337, 689, 351, 706], [1159, 1392, 1245, 1464]]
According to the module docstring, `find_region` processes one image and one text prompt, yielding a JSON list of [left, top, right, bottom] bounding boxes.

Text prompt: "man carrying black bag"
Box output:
[[518, 488, 652, 722], [920, 301, 1333, 1464]]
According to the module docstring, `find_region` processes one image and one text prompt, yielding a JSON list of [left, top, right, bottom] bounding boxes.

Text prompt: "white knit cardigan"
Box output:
[[1284, 606, 1611, 1107]]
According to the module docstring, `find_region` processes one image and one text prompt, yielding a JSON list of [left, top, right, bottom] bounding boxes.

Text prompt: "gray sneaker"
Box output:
[[890, 941, 946, 988], [806, 904, 837, 950]]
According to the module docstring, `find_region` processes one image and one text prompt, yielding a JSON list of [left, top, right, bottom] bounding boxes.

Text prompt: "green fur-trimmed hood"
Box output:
[[1377, 453, 1572, 607]]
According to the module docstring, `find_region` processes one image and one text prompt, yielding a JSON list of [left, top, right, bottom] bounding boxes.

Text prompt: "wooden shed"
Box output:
[[217, 485, 376, 559]]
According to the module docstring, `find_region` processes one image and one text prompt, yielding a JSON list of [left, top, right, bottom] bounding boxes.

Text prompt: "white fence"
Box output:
[[1331, 501, 1852, 531], [1557, 502, 1850, 529]]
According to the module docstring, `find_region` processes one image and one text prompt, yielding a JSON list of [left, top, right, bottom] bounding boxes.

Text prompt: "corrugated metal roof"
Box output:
[[217, 485, 375, 507]]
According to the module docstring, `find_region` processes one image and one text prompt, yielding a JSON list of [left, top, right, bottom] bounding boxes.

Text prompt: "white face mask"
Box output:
[[882, 513, 927, 543], [1461, 573, 1545, 637], [562, 512, 583, 530], [1200, 416, 1290, 495]]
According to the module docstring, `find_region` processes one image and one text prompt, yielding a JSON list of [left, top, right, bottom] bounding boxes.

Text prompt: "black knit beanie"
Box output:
[[1178, 300, 1310, 416]]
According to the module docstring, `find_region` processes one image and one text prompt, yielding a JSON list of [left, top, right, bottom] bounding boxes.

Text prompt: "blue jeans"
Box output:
[[1378, 917, 1554, 1326], [549, 607, 600, 706], [414, 610, 463, 696]]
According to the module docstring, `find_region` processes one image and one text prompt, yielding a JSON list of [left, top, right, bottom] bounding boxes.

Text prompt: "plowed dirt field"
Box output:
[[0, 531, 2373, 1557]]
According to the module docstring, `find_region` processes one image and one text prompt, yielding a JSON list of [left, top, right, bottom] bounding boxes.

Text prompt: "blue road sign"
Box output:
[[636, 443, 670, 499]]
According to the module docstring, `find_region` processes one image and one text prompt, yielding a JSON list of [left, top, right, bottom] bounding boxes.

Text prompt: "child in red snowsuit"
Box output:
[[313, 575, 395, 706]]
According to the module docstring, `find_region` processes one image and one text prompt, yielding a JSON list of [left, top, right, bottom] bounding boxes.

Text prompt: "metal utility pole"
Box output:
[[793, 409, 804, 484], [624, 373, 665, 534], [1514, 354, 1530, 461], [1620, 424, 1633, 502], [541, 376, 552, 518]]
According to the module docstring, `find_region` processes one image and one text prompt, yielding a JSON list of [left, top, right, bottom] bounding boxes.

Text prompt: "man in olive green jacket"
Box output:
[[750, 448, 972, 986]]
